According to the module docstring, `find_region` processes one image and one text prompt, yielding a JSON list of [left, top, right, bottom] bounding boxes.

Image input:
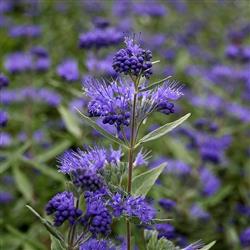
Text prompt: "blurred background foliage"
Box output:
[[0, 0, 250, 249]]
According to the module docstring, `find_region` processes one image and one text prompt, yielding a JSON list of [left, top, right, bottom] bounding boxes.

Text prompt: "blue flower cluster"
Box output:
[[45, 192, 82, 226], [79, 27, 123, 49], [112, 37, 153, 79], [0, 73, 9, 89], [80, 238, 115, 250], [0, 110, 8, 127]]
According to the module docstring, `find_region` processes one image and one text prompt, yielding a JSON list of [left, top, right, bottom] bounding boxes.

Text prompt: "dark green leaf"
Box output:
[[132, 163, 166, 196], [76, 108, 128, 148], [58, 105, 82, 138], [137, 113, 191, 146]]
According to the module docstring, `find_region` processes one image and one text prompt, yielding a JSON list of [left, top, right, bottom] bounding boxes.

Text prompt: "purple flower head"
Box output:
[[86, 54, 117, 76], [165, 159, 191, 176], [0, 191, 13, 204], [156, 223, 176, 239], [80, 239, 115, 250], [110, 193, 125, 217], [30, 46, 48, 57], [4, 52, 32, 74], [133, 2, 167, 17], [133, 149, 150, 167], [9, 25, 41, 38], [189, 204, 210, 220], [199, 167, 220, 196], [93, 17, 110, 29], [45, 191, 82, 227], [83, 78, 132, 131], [0, 74, 9, 89], [56, 59, 79, 82], [79, 27, 123, 49], [112, 36, 153, 79], [0, 110, 8, 127], [240, 227, 250, 247], [38, 88, 61, 107], [183, 240, 205, 250], [0, 132, 12, 147], [124, 196, 156, 223], [159, 198, 176, 212], [69, 98, 86, 113], [82, 191, 112, 236]]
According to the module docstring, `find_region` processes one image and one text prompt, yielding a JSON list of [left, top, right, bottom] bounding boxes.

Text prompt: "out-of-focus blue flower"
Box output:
[[8, 25, 41, 38], [199, 167, 220, 196], [46, 191, 82, 227], [189, 204, 210, 220], [0, 73, 9, 89], [165, 159, 191, 176], [79, 27, 123, 49], [0, 132, 12, 147], [4, 52, 32, 74], [156, 223, 176, 239], [240, 227, 250, 247], [159, 198, 176, 212], [133, 1, 167, 17], [0, 191, 13, 204], [56, 59, 79, 82], [80, 238, 116, 250], [86, 54, 117, 76], [0, 110, 8, 127], [0, 87, 61, 107], [69, 98, 86, 113]]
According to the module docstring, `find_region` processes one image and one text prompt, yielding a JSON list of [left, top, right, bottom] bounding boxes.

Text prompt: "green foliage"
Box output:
[[136, 113, 191, 146], [58, 106, 82, 138], [132, 163, 166, 196]]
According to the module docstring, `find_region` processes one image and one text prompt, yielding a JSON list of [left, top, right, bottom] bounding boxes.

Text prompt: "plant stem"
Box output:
[[126, 77, 139, 250], [68, 198, 79, 250]]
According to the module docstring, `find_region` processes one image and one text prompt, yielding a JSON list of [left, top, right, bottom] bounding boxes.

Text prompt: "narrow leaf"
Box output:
[[132, 163, 166, 196], [58, 106, 82, 138], [137, 113, 191, 146], [50, 235, 65, 250], [76, 108, 128, 148], [0, 160, 11, 174], [139, 76, 172, 92], [26, 205, 65, 244], [20, 157, 64, 182], [13, 165, 33, 202], [200, 241, 216, 250], [35, 140, 71, 163]]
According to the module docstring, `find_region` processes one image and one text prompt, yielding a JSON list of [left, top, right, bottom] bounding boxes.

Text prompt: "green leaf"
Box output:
[[0, 160, 11, 174], [20, 157, 64, 182], [35, 140, 71, 163], [6, 225, 45, 250], [132, 163, 166, 196], [200, 241, 216, 250], [139, 76, 172, 92], [26, 205, 65, 244], [13, 165, 33, 202], [136, 113, 191, 146], [50, 235, 65, 250], [58, 105, 82, 138], [76, 108, 128, 148]]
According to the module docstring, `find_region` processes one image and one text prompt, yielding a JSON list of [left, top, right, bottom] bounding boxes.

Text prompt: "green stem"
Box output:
[[68, 198, 79, 250], [126, 77, 139, 250]]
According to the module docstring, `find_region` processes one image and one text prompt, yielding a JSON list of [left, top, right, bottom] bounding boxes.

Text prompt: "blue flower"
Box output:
[[124, 196, 155, 224], [0, 110, 8, 127], [240, 227, 250, 247], [80, 238, 116, 250], [0, 73, 9, 89], [82, 191, 112, 236], [112, 37, 153, 79], [158, 198, 176, 212], [56, 59, 79, 82], [45, 192, 82, 227], [79, 27, 123, 49], [156, 223, 176, 239]]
